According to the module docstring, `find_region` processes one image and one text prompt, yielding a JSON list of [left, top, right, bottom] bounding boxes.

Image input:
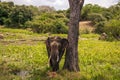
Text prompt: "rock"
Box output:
[[0, 33, 4, 39], [6, 33, 9, 35], [46, 32, 51, 36], [99, 32, 108, 40]]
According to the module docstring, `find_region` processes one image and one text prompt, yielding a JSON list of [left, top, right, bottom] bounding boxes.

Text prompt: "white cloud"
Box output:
[[84, 0, 118, 8], [46, 0, 56, 2], [52, 0, 69, 10], [1, 0, 119, 10]]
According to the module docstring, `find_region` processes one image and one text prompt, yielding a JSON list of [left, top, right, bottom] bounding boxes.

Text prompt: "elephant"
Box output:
[[46, 36, 68, 71]]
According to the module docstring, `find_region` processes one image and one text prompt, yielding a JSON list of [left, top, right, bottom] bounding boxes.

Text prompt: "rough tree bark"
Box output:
[[63, 0, 84, 71]]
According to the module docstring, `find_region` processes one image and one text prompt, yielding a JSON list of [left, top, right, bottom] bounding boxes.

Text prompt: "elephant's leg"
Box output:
[[56, 63, 59, 70], [50, 59, 53, 68], [53, 63, 59, 71]]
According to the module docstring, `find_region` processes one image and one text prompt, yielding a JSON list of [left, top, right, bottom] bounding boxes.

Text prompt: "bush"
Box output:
[[87, 13, 106, 24], [88, 13, 106, 34], [104, 20, 120, 40], [81, 12, 107, 34], [25, 13, 68, 34], [80, 28, 90, 34], [102, 11, 113, 20], [94, 21, 105, 33]]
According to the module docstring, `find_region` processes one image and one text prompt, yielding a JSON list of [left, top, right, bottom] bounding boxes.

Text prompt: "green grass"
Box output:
[[79, 40, 120, 80], [0, 27, 120, 80], [80, 33, 99, 39], [0, 27, 67, 41], [0, 28, 33, 34]]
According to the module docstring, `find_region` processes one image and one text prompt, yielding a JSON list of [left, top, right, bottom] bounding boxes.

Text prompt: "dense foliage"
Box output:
[[25, 13, 68, 33], [81, 4, 106, 21], [104, 20, 120, 40], [0, 2, 39, 28], [0, 2, 14, 25], [0, 1, 120, 39], [81, 3, 120, 40], [0, 1, 68, 34]]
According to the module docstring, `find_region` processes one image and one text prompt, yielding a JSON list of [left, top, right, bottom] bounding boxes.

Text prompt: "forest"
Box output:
[[0, 1, 120, 40], [0, 1, 120, 80]]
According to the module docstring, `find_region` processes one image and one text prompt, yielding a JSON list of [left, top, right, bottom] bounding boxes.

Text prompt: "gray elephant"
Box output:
[[46, 36, 68, 71]]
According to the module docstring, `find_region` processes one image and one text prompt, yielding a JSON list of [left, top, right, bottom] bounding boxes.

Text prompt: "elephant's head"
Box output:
[[46, 36, 68, 71]]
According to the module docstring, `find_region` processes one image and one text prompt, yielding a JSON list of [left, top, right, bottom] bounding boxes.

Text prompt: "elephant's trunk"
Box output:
[[50, 49, 59, 62]]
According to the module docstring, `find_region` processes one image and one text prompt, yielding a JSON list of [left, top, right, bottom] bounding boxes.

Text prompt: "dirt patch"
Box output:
[[79, 21, 95, 33], [0, 37, 47, 45], [47, 71, 57, 78]]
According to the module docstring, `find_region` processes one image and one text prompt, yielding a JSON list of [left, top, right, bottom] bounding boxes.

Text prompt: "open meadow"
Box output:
[[0, 27, 120, 80]]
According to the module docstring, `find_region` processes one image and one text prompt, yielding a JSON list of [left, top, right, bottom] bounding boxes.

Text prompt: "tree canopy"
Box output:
[[0, 1, 120, 40]]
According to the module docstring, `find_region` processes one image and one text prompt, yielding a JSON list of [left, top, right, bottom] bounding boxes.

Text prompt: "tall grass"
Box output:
[[0, 28, 33, 34], [0, 40, 120, 80], [0, 28, 120, 80], [79, 40, 120, 80]]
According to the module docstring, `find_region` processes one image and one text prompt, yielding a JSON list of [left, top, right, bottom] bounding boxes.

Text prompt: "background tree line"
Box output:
[[0, 1, 68, 34], [0, 1, 120, 40], [80, 3, 120, 40]]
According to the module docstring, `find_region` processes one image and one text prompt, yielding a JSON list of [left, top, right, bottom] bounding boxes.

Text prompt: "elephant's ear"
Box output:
[[59, 38, 69, 60], [61, 38, 69, 50], [46, 37, 51, 57]]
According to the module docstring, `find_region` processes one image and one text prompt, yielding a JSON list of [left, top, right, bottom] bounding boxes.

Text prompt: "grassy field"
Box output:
[[0, 27, 120, 80]]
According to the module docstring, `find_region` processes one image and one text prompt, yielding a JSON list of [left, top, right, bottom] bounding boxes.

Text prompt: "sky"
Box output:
[[1, 0, 119, 10]]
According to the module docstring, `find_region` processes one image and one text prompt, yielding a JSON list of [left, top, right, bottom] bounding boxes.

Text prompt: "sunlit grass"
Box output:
[[80, 33, 99, 39], [0, 27, 120, 80], [0, 28, 33, 34], [79, 40, 120, 80]]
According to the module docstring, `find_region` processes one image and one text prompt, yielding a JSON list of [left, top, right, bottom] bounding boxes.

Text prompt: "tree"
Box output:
[[39, 6, 55, 13], [63, 0, 84, 71], [9, 5, 34, 28], [0, 2, 14, 25], [81, 4, 106, 20], [25, 12, 68, 33]]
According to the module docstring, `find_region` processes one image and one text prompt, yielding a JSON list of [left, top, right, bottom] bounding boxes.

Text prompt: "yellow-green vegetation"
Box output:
[[79, 40, 120, 80], [0, 28, 120, 80]]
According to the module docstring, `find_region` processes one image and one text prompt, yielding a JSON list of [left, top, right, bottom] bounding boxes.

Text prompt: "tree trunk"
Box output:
[[63, 0, 84, 72]]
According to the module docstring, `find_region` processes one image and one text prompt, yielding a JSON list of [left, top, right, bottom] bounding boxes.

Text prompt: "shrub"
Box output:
[[82, 13, 107, 34], [80, 28, 90, 34], [104, 20, 120, 40], [87, 13, 106, 24], [102, 11, 113, 20], [94, 21, 105, 33], [25, 13, 68, 34]]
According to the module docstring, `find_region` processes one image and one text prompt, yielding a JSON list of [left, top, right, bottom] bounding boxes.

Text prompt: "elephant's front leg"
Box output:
[[52, 63, 59, 71]]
